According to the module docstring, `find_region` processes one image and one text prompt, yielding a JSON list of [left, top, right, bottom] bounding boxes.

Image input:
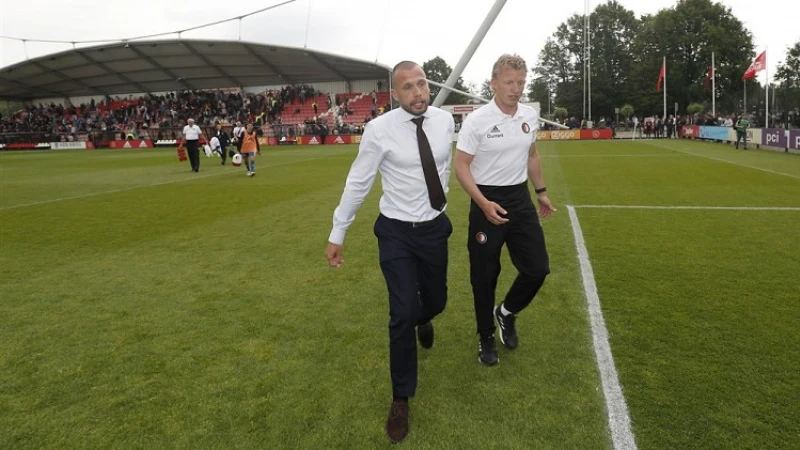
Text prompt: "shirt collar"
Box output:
[[488, 97, 521, 120], [395, 106, 429, 124]]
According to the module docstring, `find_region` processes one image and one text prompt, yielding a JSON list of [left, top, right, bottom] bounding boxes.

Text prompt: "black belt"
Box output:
[[387, 213, 443, 228]]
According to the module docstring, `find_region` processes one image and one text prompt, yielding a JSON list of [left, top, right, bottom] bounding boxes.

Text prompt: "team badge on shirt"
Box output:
[[476, 232, 488, 244], [521, 123, 531, 134]]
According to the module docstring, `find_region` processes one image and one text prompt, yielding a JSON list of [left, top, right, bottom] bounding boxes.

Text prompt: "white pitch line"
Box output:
[[540, 154, 685, 158], [574, 205, 800, 211], [1, 158, 318, 211], [643, 142, 800, 180], [567, 205, 638, 450]]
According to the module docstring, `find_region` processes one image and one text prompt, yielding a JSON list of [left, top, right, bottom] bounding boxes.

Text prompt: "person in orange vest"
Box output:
[[240, 122, 258, 177]]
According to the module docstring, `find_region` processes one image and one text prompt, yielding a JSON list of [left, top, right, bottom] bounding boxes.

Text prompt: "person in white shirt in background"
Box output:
[[723, 115, 734, 127], [182, 118, 206, 172], [325, 61, 455, 444], [232, 121, 244, 155]]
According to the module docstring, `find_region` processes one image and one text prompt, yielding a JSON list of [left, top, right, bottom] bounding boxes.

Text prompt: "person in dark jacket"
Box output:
[[214, 122, 231, 165]]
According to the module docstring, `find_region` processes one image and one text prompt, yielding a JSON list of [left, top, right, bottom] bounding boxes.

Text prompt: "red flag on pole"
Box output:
[[656, 59, 666, 92], [742, 51, 766, 80], [704, 66, 714, 91]]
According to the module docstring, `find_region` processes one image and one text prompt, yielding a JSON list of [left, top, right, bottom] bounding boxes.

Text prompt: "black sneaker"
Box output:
[[417, 321, 434, 349], [495, 305, 518, 349], [478, 335, 498, 366]]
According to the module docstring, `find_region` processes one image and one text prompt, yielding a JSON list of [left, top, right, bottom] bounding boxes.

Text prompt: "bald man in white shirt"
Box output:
[[455, 54, 555, 367], [182, 118, 206, 172], [326, 61, 455, 444]]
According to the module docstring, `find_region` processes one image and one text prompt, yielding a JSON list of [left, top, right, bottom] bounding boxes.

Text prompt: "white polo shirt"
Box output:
[[183, 124, 202, 140], [329, 106, 455, 245], [456, 99, 538, 186]]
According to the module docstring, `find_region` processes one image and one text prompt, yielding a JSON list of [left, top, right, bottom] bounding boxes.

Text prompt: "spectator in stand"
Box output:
[[666, 115, 675, 139], [2, 86, 335, 147], [723, 115, 734, 127]]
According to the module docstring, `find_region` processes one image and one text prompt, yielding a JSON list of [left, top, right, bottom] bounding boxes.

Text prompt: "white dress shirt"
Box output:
[[456, 99, 538, 186], [329, 106, 455, 245], [183, 124, 202, 140]]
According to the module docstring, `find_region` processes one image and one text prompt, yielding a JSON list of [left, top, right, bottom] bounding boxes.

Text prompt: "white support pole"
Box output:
[[765, 48, 769, 128], [427, 79, 569, 129], [587, 0, 592, 124], [744, 79, 747, 115], [582, 0, 588, 121], [663, 57, 667, 120], [432, 0, 508, 107], [388, 69, 394, 110], [712, 52, 716, 117]]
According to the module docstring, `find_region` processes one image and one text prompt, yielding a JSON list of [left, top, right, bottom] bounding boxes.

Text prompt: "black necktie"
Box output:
[[411, 117, 446, 211]]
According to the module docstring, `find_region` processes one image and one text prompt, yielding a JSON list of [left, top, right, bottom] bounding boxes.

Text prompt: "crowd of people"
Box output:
[[0, 85, 341, 144]]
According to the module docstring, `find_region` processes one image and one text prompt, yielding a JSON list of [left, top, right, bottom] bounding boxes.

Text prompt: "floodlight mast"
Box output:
[[431, 0, 508, 108]]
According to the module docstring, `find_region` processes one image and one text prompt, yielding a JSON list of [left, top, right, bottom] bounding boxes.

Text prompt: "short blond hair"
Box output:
[[491, 54, 527, 79]]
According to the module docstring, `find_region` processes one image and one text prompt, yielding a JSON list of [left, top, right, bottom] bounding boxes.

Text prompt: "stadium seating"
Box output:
[[1, 88, 395, 145], [276, 94, 330, 125], [338, 92, 391, 125]]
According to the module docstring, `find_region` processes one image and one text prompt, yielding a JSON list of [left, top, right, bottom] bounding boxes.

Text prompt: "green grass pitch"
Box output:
[[1, 139, 798, 449]]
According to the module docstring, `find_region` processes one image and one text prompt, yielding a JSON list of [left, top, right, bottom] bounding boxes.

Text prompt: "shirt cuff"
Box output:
[[328, 229, 346, 246]]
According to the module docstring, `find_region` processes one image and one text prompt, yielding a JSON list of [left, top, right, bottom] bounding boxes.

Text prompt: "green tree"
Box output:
[[532, 1, 639, 122], [480, 79, 493, 99], [421, 56, 471, 105], [629, 0, 754, 116], [775, 41, 800, 87], [528, 77, 550, 114], [620, 104, 634, 123], [531, 0, 755, 120], [554, 107, 569, 120], [583, 1, 640, 121], [775, 40, 800, 126], [687, 102, 705, 117]]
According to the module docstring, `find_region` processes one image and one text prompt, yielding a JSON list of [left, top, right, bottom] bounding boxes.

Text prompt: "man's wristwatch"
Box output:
[[534, 186, 547, 194]]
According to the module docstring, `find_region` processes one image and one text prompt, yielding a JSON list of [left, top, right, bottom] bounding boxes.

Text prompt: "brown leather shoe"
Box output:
[[386, 400, 409, 443]]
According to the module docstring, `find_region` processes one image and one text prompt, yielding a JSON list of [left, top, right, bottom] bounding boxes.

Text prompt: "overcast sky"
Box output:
[[1, 0, 796, 89]]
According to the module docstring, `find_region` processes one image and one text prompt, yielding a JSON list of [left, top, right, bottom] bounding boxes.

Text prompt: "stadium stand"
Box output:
[[0, 87, 394, 147]]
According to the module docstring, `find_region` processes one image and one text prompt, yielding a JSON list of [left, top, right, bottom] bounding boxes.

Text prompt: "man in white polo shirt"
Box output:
[[182, 118, 206, 172], [455, 54, 556, 366]]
